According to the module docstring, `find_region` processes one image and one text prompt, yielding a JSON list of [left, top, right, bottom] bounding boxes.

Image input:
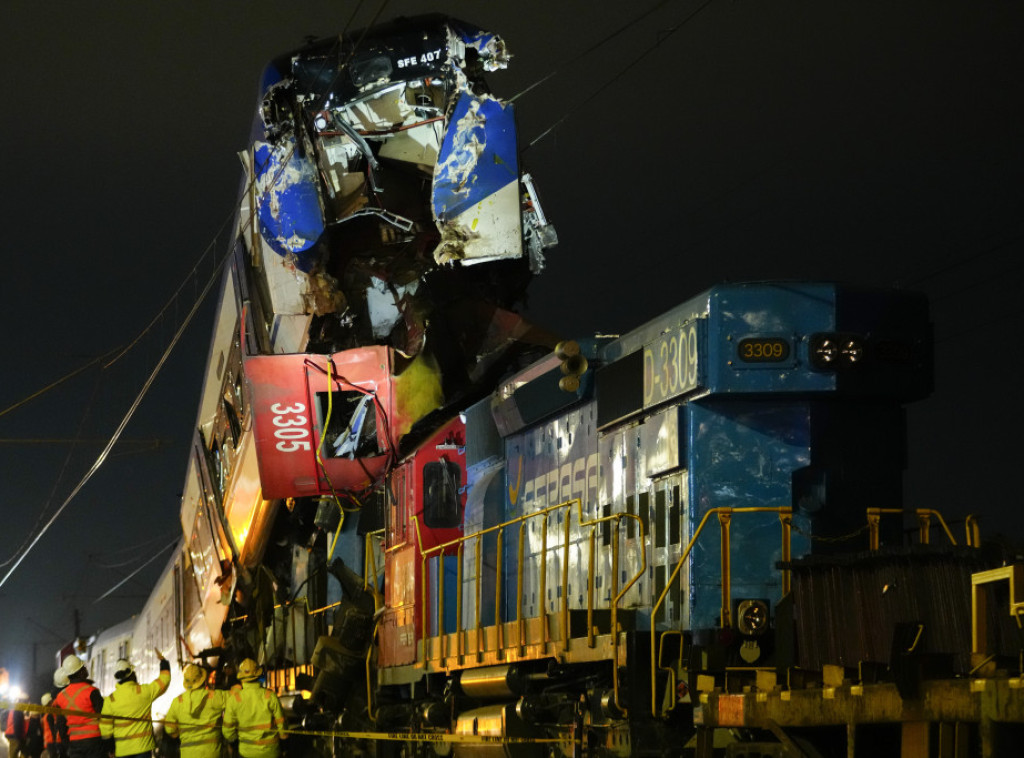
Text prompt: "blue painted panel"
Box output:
[[705, 282, 838, 395], [432, 94, 519, 221], [687, 400, 813, 629], [253, 138, 324, 271]]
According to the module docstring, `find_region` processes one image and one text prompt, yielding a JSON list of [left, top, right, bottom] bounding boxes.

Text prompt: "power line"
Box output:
[[528, 0, 717, 149]]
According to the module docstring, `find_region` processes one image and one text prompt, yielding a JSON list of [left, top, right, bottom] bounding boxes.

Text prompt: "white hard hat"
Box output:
[[63, 654, 85, 677], [113, 659, 134, 681], [53, 667, 70, 689]]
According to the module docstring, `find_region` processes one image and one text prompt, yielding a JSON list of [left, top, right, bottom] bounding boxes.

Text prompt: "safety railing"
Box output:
[[867, 507, 964, 551], [419, 497, 645, 714], [648, 506, 793, 717]]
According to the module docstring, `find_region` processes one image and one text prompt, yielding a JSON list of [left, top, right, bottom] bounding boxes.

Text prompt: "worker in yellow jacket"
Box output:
[[163, 665, 226, 758], [221, 660, 286, 758], [99, 650, 170, 758]]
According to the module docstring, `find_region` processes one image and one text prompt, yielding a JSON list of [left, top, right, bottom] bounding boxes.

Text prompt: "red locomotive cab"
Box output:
[[380, 416, 466, 669], [245, 347, 402, 499]]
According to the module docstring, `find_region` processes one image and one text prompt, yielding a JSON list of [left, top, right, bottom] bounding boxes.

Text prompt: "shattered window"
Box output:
[[423, 460, 461, 529], [316, 390, 380, 458]]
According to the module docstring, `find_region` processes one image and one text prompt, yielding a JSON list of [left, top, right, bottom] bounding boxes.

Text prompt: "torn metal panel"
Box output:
[[432, 94, 521, 264], [253, 137, 324, 270], [239, 15, 559, 460]]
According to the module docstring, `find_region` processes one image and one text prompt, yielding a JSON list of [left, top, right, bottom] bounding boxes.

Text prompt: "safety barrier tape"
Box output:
[[0, 701, 570, 746]]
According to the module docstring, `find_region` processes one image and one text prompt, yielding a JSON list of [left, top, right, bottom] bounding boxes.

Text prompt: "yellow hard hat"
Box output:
[[183, 664, 207, 690], [237, 658, 263, 681]]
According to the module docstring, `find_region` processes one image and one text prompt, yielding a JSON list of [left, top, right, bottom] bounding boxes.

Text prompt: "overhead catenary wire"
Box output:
[[0, 243, 223, 593], [527, 0, 717, 149], [0, 0, 398, 593], [509, 0, 683, 104], [93, 539, 178, 604]]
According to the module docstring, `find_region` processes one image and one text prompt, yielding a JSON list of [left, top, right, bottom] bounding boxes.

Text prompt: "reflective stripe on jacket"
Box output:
[[54, 682, 102, 741], [221, 682, 286, 758], [99, 670, 170, 756], [164, 690, 227, 758]]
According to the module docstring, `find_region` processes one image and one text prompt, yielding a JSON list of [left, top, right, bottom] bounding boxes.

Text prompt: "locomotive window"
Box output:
[[423, 460, 462, 528], [316, 390, 379, 459]]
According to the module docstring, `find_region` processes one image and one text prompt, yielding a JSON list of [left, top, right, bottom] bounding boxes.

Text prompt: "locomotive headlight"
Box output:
[[811, 336, 838, 367], [736, 599, 770, 636], [810, 333, 866, 370], [840, 337, 864, 365]]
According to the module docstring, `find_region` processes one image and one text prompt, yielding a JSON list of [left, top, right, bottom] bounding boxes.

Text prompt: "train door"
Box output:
[[649, 472, 688, 629], [381, 465, 417, 667]]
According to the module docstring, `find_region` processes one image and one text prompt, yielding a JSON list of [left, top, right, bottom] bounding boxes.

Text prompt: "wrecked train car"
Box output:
[[178, 15, 558, 679]]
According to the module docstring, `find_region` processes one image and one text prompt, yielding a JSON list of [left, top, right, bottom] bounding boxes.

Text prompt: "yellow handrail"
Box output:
[[648, 506, 793, 717], [418, 497, 645, 714]]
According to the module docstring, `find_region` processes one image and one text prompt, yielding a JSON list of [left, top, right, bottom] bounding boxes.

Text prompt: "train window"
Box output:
[[222, 396, 241, 445], [316, 390, 379, 458], [423, 460, 462, 528]]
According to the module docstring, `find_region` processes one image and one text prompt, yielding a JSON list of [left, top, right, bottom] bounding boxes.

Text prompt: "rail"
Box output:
[[419, 497, 645, 714]]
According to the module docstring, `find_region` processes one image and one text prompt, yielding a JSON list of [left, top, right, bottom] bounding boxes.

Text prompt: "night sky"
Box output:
[[1, 1, 1021, 693]]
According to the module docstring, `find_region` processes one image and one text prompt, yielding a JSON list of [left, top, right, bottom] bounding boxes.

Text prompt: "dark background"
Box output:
[[1, 1, 1021, 692]]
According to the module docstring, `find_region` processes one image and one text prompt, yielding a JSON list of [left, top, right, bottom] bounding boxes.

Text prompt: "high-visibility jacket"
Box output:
[[98, 670, 170, 756], [42, 712, 56, 748], [221, 682, 286, 758], [54, 682, 103, 742], [5, 708, 25, 739], [164, 689, 227, 758]]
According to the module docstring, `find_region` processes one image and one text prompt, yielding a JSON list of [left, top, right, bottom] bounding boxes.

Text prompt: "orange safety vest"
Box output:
[[6, 708, 22, 738], [55, 682, 102, 741], [42, 714, 56, 748]]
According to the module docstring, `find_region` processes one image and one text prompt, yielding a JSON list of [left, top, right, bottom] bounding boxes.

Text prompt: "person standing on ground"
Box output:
[[99, 650, 170, 758], [49, 668, 69, 758], [3, 693, 26, 758], [39, 694, 57, 758], [163, 665, 226, 758], [53, 656, 104, 758], [221, 660, 286, 758]]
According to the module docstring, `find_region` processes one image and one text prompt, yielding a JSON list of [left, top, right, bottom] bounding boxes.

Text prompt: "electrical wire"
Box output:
[[509, 0, 684, 103], [92, 539, 178, 604], [527, 0, 717, 149], [0, 242, 223, 592]]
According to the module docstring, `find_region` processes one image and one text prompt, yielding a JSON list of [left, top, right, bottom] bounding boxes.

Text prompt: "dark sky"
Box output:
[[1, 1, 1021, 690]]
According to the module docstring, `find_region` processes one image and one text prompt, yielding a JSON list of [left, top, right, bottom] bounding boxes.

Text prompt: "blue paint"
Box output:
[[432, 94, 519, 222], [253, 138, 324, 271]]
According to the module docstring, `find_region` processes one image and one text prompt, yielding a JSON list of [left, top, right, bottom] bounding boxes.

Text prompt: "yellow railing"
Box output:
[[867, 507, 962, 550], [648, 506, 794, 716], [419, 497, 645, 714]]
